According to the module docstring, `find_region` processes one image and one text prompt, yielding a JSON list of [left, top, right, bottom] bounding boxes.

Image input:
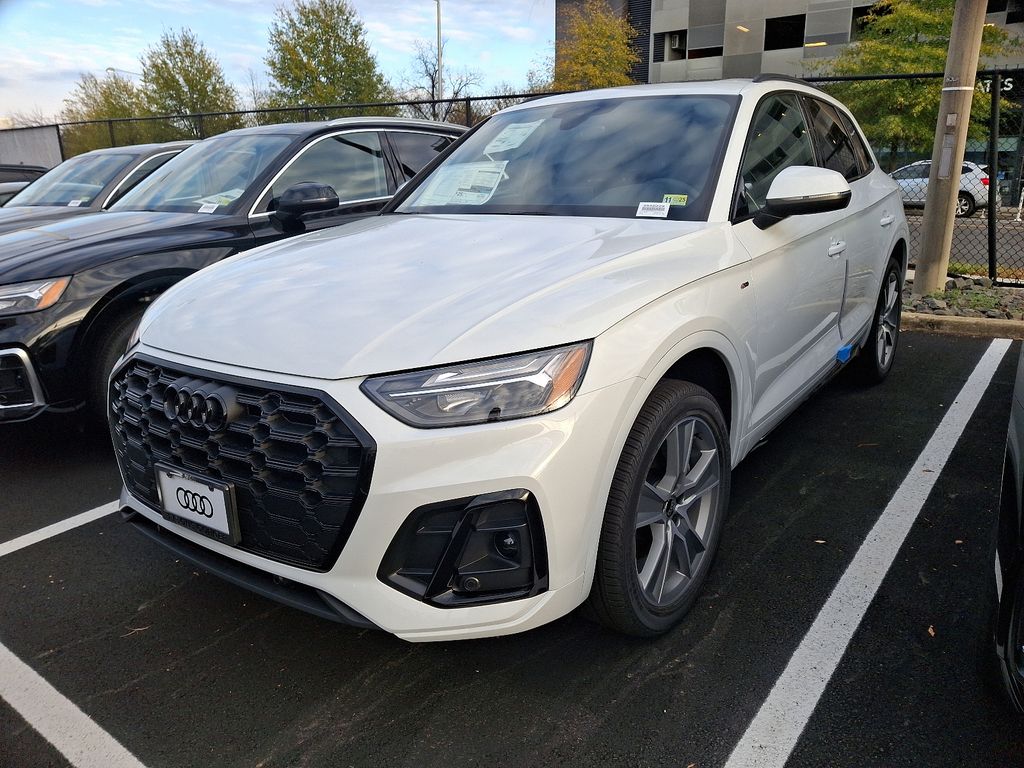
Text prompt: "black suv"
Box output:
[[0, 117, 464, 421], [0, 143, 191, 233]]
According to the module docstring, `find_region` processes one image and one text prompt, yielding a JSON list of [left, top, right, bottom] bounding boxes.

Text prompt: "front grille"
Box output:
[[109, 354, 375, 571]]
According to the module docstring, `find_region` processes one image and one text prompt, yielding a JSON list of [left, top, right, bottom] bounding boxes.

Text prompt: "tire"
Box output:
[[999, 565, 1024, 714], [87, 307, 144, 422], [854, 256, 902, 385], [956, 191, 976, 218], [587, 380, 731, 637]]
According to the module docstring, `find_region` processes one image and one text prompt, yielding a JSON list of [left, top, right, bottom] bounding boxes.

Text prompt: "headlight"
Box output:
[[0, 277, 71, 316], [361, 342, 592, 428]]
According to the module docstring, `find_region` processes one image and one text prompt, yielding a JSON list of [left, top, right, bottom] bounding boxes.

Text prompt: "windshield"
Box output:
[[111, 134, 291, 214], [397, 94, 739, 220], [7, 152, 134, 208]]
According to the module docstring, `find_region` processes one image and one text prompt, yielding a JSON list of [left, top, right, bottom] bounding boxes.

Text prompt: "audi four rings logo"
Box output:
[[176, 488, 214, 518], [162, 381, 239, 432]]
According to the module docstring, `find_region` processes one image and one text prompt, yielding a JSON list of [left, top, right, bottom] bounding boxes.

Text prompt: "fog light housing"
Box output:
[[378, 489, 548, 607]]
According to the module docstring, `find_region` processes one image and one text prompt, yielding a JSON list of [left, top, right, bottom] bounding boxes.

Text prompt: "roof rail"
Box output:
[[751, 73, 818, 89]]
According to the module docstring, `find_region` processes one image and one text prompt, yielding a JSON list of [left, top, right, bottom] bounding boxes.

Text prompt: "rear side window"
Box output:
[[837, 110, 874, 176], [735, 92, 815, 220], [389, 132, 455, 181], [106, 152, 178, 206], [802, 97, 861, 181]]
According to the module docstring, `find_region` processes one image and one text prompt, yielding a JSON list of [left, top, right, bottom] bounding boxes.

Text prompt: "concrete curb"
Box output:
[[902, 311, 1024, 339]]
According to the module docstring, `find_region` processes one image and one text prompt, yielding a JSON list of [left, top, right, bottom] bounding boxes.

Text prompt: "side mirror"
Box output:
[[753, 166, 852, 230], [274, 182, 340, 223]]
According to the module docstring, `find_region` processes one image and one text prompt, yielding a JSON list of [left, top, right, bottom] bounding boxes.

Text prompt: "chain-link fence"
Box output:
[[8, 72, 1024, 282]]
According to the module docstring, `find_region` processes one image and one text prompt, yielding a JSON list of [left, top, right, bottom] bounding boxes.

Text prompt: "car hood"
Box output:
[[0, 205, 93, 236], [0, 210, 236, 282], [140, 213, 737, 380]]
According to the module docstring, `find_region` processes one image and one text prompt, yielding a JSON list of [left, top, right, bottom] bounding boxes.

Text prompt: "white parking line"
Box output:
[[0, 501, 117, 559], [725, 337, 1013, 768], [0, 640, 145, 768]]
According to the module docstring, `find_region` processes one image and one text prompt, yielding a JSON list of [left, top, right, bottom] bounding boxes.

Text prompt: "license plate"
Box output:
[[155, 464, 239, 545]]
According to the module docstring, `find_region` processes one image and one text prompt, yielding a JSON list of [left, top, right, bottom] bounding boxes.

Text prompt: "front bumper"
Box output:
[[116, 347, 640, 641]]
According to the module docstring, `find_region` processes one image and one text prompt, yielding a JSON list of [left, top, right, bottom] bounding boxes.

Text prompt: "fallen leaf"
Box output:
[[955, 539, 964, 545], [927, 625, 936, 637]]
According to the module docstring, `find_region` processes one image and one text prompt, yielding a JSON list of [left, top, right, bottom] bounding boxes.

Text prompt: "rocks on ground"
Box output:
[[904, 276, 1024, 320]]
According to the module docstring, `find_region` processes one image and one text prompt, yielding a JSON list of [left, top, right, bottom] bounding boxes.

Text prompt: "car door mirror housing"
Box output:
[[754, 166, 852, 229], [274, 182, 340, 221]]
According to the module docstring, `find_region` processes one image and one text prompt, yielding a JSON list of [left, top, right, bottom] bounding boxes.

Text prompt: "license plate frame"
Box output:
[[154, 463, 240, 545]]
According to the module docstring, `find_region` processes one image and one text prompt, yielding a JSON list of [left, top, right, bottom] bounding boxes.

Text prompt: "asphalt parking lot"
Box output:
[[1, 331, 1023, 768]]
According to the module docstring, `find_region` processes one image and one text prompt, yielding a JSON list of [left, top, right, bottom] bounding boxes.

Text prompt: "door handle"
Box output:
[[880, 215, 895, 227], [827, 240, 847, 257]]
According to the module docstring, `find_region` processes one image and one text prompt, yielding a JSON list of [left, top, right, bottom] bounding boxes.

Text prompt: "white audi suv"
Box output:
[[110, 77, 909, 641]]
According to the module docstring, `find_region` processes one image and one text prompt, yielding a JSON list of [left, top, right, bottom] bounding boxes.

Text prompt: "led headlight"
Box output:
[[361, 342, 592, 428], [0, 277, 70, 316]]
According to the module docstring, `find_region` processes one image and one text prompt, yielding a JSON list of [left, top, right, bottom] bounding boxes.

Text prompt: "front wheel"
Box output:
[[854, 256, 902, 384], [1000, 566, 1024, 713], [587, 380, 730, 637], [87, 307, 144, 421]]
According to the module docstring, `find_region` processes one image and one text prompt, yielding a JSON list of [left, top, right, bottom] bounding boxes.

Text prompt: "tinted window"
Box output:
[[765, 14, 806, 50], [735, 93, 815, 219], [113, 134, 290, 214], [893, 165, 929, 180], [390, 132, 455, 181], [105, 151, 179, 207], [7, 152, 134, 207], [399, 95, 739, 221], [803, 98, 860, 181], [262, 132, 387, 210], [837, 110, 874, 175]]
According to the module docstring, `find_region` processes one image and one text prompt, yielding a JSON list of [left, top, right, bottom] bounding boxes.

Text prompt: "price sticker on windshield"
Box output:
[[636, 201, 670, 218], [198, 203, 219, 214]]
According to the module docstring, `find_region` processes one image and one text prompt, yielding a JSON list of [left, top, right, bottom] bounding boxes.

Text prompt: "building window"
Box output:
[[1008, 0, 1024, 23], [652, 32, 666, 62], [664, 29, 687, 61], [851, 6, 874, 40], [688, 46, 724, 59], [988, 0, 1009, 12], [764, 14, 806, 50]]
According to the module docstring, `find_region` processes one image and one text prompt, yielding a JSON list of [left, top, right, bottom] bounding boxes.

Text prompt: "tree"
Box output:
[[401, 40, 481, 122], [265, 0, 392, 108], [554, 0, 638, 91], [58, 72, 151, 155], [140, 29, 243, 139], [816, 0, 1022, 168]]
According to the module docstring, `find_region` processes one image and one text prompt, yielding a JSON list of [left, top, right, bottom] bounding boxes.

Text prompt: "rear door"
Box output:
[[732, 92, 847, 431], [801, 96, 888, 340]]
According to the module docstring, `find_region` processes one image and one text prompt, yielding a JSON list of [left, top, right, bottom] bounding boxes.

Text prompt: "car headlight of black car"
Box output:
[[0, 277, 70, 316]]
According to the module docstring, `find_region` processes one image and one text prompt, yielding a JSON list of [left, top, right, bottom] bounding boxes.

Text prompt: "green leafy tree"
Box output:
[[265, 0, 392, 110], [554, 0, 638, 91], [140, 28, 243, 139], [59, 72, 151, 155], [816, 0, 1022, 168]]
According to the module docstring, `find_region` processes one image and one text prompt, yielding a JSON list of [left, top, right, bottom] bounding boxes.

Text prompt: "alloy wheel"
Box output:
[[635, 416, 722, 607], [876, 270, 900, 371]]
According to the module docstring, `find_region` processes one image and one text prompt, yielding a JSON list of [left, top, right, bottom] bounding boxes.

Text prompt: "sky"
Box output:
[[0, 0, 555, 121]]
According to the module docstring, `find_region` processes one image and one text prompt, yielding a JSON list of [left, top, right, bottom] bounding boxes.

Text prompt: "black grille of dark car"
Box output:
[[109, 354, 375, 571], [0, 354, 35, 406]]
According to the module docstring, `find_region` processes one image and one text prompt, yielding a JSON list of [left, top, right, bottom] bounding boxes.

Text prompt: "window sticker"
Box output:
[[196, 188, 244, 207], [636, 201, 670, 218], [67, 199, 84, 207], [662, 194, 688, 206], [415, 161, 508, 206], [198, 202, 219, 214], [483, 120, 543, 155]]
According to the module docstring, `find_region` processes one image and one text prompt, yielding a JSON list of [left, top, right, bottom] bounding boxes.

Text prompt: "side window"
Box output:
[[262, 131, 387, 211], [389, 132, 455, 181], [803, 97, 860, 181], [106, 152, 177, 206], [837, 110, 874, 175], [736, 93, 815, 219]]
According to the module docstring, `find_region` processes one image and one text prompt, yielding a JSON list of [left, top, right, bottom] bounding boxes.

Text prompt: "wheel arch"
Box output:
[[661, 347, 734, 433]]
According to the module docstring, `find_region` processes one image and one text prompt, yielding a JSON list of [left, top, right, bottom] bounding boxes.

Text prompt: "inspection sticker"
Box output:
[[483, 120, 543, 155], [198, 203, 219, 214], [67, 200, 83, 207], [662, 194, 688, 206], [636, 201, 671, 218]]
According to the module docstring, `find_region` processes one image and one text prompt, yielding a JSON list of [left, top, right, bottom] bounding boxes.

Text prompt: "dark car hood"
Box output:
[[0, 210, 239, 282], [0, 205, 94, 236]]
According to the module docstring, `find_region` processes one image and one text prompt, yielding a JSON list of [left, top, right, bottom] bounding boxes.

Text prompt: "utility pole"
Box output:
[[914, 0, 989, 296], [435, 0, 443, 105]]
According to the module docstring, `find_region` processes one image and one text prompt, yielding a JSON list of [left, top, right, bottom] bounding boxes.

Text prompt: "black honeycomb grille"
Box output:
[[109, 354, 375, 571]]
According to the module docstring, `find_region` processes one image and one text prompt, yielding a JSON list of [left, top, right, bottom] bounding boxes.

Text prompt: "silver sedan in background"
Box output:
[[891, 160, 992, 217]]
